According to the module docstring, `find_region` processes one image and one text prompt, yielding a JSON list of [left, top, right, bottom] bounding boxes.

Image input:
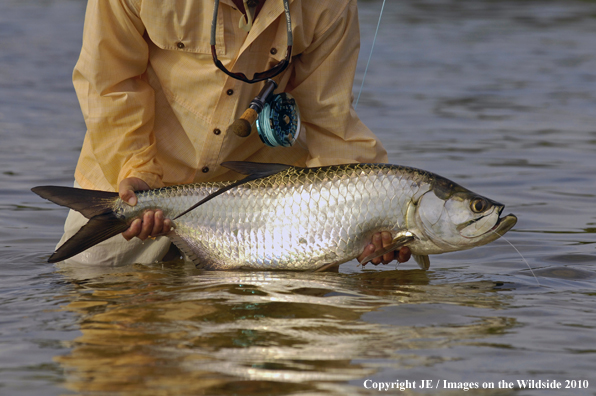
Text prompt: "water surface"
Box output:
[[1, 0, 595, 395]]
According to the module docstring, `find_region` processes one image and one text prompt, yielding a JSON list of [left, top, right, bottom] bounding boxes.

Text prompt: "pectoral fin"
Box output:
[[413, 254, 430, 270], [359, 233, 415, 266]]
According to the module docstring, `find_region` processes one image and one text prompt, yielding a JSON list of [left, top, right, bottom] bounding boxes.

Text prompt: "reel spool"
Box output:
[[256, 92, 300, 147]]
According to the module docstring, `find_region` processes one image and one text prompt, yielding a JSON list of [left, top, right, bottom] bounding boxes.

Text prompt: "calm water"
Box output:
[[1, 0, 595, 395]]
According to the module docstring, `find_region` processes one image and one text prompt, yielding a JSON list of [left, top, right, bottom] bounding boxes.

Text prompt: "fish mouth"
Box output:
[[476, 205, 517, 237], [461, 213, 517, 247], [490, 214, 517, 235], [459, 206, 515, 238]]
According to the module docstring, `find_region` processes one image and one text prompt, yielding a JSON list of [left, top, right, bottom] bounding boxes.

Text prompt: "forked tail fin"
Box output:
[[32, 186, 128, 263]]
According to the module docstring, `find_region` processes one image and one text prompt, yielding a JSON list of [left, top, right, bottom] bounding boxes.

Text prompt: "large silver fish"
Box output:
[[32, 162, 517, 271]]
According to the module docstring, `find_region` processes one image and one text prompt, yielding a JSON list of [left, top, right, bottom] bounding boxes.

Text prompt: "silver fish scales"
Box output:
[[133, 164, 421, 270], [33, 162, 517, 270]]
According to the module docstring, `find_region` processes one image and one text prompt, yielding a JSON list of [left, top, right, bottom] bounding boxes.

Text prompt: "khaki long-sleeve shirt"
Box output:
[[73, 0, 388, 191]]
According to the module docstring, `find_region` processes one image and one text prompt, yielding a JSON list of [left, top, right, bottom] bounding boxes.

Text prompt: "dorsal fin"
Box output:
[[221, 161, 294, 176], [173, 162, 293, 220]]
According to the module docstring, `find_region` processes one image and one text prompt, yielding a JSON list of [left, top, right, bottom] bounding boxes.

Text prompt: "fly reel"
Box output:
[[226, 80, 301, 147], [256, 92, 300, 147]]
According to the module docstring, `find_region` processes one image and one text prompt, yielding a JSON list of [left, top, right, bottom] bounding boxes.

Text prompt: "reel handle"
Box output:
[[227, 108, 257, 138], [227, 79, 278, 138]]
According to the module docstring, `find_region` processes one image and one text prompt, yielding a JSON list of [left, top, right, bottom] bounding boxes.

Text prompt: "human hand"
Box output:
[[119, 177, 172, 241], [357, 231, 411, 266]]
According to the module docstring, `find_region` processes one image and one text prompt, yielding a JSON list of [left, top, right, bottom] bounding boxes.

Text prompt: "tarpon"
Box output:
[[32, 162, 517, 270]]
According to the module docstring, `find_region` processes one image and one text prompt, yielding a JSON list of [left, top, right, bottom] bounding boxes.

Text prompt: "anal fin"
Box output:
[[313, 262, 341, 273], [169, 234, 201, 267]]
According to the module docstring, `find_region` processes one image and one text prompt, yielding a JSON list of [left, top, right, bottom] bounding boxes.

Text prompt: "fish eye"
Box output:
[[470, 198, 488, 213]]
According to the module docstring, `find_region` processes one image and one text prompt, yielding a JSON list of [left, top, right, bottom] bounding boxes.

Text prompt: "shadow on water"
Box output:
[[54, 262, 515, 395]]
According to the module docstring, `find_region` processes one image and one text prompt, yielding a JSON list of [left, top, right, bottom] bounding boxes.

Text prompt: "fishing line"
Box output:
[[354, 0, 386, 109], [494, 231, 541, 287]]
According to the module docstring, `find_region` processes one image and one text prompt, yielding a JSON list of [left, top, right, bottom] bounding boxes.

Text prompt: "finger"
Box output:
[[371, 233, 383, 265], [381, 231, 395, 264], [382, 251, 395, 265], [357, 243, 375, 266], [163, 218, 173, 235], [397, 246, 412, 263], [151, 210, 164, 236], [122, 219, 141, 241], [119, 177, 151, 206], [119, 187, 137, 206], [137, 211, 154, 240]]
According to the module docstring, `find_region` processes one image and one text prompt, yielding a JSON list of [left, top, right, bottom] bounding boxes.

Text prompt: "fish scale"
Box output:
[[33, 162, 516, 269], [116, 164, 427, 270]]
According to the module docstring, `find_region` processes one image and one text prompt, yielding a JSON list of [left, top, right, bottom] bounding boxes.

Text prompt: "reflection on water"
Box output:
[[56, 263, 512, 394]]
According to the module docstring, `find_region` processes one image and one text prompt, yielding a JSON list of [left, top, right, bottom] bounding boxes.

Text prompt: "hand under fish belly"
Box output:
[[32, 162, 516, 271]]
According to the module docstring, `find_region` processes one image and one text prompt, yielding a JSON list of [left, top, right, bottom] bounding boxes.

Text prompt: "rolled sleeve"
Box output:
[[73, 0, 163, 190]]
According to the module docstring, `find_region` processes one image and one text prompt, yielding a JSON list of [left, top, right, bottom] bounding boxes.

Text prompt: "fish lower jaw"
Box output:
[[493, 214, 517, 234], [461, 214, 517, 242]]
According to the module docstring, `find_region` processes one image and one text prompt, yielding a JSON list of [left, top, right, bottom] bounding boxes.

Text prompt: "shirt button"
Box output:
[[176, 42, 185, 49], [202, 166, 210, 173], [226, 89, 234, 96], [270, 47, 277, 55], [213, 128, 221, 135]]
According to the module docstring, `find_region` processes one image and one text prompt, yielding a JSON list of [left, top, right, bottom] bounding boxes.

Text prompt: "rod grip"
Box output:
[[227, 108, 258, 138]]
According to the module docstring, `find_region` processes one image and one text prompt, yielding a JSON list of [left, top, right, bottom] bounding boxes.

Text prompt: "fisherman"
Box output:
[[61, 0, 411, 267]]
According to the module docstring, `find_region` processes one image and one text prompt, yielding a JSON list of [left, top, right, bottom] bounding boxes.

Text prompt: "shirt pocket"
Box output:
[[139, 0, 217, 54]]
